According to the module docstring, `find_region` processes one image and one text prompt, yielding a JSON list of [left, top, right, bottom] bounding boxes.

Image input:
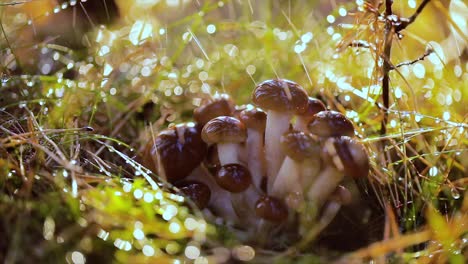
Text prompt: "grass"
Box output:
[[1, 0, 467, 263]]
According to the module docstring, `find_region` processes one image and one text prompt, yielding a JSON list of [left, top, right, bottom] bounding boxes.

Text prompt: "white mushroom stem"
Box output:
[[300, 158, 321, 189], [271, 157, 301, 198], [187, 165, 239, 224], [245, 128, 265, 190], [265, 110, 291, 193], [298, 199, 342, 248], [217, 143, 241, 165], [307, 166, 344, 208], [293, 117, 309, 132]]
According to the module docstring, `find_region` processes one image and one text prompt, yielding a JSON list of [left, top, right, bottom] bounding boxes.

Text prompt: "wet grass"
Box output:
[[1, 0, 467, 263]]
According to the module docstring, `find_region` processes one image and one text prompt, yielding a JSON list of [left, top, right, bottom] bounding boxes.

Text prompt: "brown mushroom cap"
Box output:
[[215, 163, 252, 193], [255, 195, 288, 222], [322, 136, 369, 179], [297, 97, 327, 123], [239, 105, 267, 131], [252, 79, 309, 113], [149, 123, 207, 182], [201, 116, 247, 144], [308, 110, 355, 137], [176, 180, 211, 209], [194, 94, 235, 126], [280, 131, 320, 162]]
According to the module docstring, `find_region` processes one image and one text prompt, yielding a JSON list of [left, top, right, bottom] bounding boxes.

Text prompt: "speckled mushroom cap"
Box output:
[[201, 116, 247, 144], [145, 123, 207, 183], [215, 163, 252, 193], [239, 106, 267, 132], [297, 97, 327, 123], [308, 110, 355, 137], [321, 136, 369, 179], [194, 94, 235, 126], [280, 131, 320, 162], [252, 79, 309, 113], [255, 195, 288, 222]]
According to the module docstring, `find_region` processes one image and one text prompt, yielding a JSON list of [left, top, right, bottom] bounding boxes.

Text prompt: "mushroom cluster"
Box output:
[[141, 79, 369, 244]]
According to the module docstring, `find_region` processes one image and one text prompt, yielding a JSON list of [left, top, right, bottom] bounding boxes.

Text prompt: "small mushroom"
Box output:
[[215, 163, 252, 193], [271, 131, 321, 200], [185, 165, 239, 224], [307, 110, 355, 137], [176, 180, 211, 209], [239, 105, 267, 190], [142, 122, 207, 183], [252, 79, 309, 191], [194, 93, 235, 126], [216, 163, 259, 223], [307, 136, 369, 208], [294, 97, 326, 132], [255, 195, 289, 222], [202, 116, 246, 165]]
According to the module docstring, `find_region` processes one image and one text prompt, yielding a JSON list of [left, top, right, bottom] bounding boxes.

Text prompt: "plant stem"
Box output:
[[380, 0, 394, 135]]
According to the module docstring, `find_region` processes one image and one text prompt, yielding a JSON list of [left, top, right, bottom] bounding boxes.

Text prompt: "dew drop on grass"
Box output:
[[206, 24, 216, 34], [429, 167, 438, 177], [451, 188, 460, 199], [413, 63, 425, 79], [246, 65, 256, 75], [142, 245, 155, 256]]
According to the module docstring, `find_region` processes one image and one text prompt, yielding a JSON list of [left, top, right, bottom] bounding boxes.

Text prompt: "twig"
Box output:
[[380, 0, 394, 135], [395, 0, 432, 33], [392, 48, 433, 69]]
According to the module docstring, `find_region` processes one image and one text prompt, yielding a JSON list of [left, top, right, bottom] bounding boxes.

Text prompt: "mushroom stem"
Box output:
[[271, 157, 301, 198], [300, 158, 321, 189], [293, 117, 309, 132], [265, 110, 291, 192], [217, 143, 240, 165], [307, 166, 344, 208], [245, 128, 265, 190]]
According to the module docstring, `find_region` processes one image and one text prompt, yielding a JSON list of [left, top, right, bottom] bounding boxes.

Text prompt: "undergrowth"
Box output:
[[1, 0, 467, 263]]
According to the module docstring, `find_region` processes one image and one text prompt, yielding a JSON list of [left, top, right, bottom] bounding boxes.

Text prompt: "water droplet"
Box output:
[[451, 188, 460, 199]]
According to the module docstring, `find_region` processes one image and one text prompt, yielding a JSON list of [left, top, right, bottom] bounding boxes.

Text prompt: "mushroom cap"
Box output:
[[176, 180, 211, 209], [201, 116, 247, 144], [215, 163, 252, 193], [239, 105, 267, 131], [150, 123, 207, 182], [308, 110, 355, 137], [255, 195, 288, 222], [194, 94, 235, 126], [280, 131, 320, 162], [322, 136, 369, 179], [297, 97, 327, 123], [252, 79, 309, 113]]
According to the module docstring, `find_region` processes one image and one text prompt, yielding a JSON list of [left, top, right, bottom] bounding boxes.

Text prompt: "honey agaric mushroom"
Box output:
[[294, 97, 326, 132], [176, 180, 211, 209], [255, 195, 289, 222], [239, 105, 267, 190], [307, 136, 369, 208], [201, 116, 247, 165], [271, 131, 321, 201], [216, 163, 259, 223], [194, 93, 235, 126], [307, 110, 355, 137], [215, 163, 252, 193], [142, 122, 207, 183], [252, 79, 309, 191]]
